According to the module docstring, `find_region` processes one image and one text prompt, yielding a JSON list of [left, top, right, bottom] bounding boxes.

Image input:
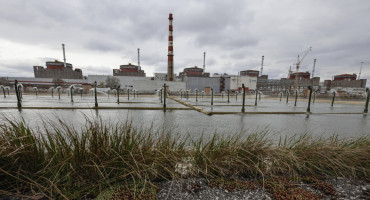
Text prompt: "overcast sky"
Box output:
[[0, 0, 369, 82]]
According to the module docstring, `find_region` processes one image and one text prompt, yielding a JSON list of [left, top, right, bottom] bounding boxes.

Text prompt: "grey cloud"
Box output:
[[85, 40, 122, 52]]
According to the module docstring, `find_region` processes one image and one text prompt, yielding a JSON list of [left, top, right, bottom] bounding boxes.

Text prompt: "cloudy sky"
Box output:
[[0, 0, 369, 82]]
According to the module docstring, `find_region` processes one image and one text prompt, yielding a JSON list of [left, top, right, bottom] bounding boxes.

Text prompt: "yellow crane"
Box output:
[[294, 46, 312, 90]]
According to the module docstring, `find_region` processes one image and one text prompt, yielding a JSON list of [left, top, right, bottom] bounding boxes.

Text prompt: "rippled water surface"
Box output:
[[0, 94, 369, 139]]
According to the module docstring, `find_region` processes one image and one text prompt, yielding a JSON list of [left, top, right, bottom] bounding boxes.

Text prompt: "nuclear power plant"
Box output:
[[1, 13, 367, 96]]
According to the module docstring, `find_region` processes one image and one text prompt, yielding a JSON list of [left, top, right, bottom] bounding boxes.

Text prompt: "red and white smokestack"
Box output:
[[62, 44, 66, 68], [167, 13, 174, 81]]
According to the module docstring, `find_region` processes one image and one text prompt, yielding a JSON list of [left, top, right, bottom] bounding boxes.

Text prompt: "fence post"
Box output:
[[307, 86, 313, 113], [211, 88, 214, 106], [294, 90, 298, 107], [195, 89, 198, 102], [255, 90, 258, 106], [117, 86, 120, 104], [364, 88, 369, 113], [94, 81, 98, 108], [331, 91, 336, 107], [163, 84, 166, 110], [14, 80, 22, 110], [70, 87, 74, 103], [227, 89, 230, 103], [286, 91, 289, 103], [242, 84, 246, 112]]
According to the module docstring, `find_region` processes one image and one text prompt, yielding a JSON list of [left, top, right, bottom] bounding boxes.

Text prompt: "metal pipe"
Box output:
[[307, 86, 313, 113], [62, 44, 67, 68]]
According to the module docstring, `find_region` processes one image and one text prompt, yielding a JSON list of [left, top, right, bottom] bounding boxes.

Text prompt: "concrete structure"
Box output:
[[240, 70, 259, 77], [229, 75, 257, 92], [34, 60, 83, 79], [179, 66, 210, 79], [113, 63, 146, 77], [167, 13, 174, 81], [289, 71, 311, 80], [4, 77, 90, 91], [88, 75, 185, 93], [334, 73, 357, 81], [185, 77, 229, 93]]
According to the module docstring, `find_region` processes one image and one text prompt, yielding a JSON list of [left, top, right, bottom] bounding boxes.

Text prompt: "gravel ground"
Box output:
[[157, 178, 369, 200], [0, 178, 369, 199]]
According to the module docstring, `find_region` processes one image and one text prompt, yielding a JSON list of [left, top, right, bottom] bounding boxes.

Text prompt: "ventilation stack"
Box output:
[[62, 44, 66, 68], [137, 48, 140, 67], [203, 52, 206, 73], [167, 13, 174, 81]]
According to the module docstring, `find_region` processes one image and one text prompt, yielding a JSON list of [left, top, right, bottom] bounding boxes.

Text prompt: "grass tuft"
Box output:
[[0, 116, 368, 199]]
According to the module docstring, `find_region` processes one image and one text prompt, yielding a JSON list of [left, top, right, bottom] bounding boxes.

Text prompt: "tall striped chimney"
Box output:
[[167, 13, 174, 81], [62, 44, 66, 68]]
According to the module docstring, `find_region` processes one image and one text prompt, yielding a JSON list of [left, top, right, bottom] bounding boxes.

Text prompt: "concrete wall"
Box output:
[[88, 75, 150, 89], [34, 66, 83, 79], [229, 76, 257, 91], [88, 75, 185, 93], [133, 80, 186, 92], [185, 77, 230, 93]]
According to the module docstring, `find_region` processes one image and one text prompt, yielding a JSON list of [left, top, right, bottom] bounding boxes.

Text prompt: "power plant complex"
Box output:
[[1, 13, 367, 96]]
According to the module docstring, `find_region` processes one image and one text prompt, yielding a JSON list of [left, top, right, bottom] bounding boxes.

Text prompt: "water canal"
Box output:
[[0, 94, 369, 139]]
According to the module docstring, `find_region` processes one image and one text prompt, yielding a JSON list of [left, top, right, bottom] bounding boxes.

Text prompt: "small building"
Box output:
[[229, 75, 257, 92], [240, 70, 259, 77], [33, 60, 83, 79], [179, 66, 210, 79], [333, 74, 357, 81], [113, 63, 146, 77], [289, 71, 311, 80]]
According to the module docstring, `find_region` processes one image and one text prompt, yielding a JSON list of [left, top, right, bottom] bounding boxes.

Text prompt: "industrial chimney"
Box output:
[[203, 52, 206, 73], [167, 13, 174, 81], [62, 44, 67, 68], [137, 48, 140, 68]]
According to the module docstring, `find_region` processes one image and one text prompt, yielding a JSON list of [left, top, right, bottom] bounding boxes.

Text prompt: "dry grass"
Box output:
[[0, 116, 368, 199]]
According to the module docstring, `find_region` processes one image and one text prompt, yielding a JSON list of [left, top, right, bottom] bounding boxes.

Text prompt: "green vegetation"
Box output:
[[0, 116, 369, 199]]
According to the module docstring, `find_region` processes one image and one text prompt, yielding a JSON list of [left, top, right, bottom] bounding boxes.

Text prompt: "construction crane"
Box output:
[[294, 46, 312, 90]]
